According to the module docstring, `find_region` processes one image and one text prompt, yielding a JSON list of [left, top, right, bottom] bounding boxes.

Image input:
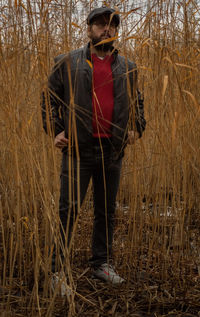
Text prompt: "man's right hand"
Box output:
[[54, 131, 68, 149]]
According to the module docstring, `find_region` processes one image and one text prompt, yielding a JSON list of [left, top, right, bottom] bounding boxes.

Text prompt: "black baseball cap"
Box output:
[[87, 7, 120, 27]]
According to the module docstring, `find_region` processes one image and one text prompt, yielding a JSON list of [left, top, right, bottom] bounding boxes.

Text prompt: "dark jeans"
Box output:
[[52, 139, 122, 272]]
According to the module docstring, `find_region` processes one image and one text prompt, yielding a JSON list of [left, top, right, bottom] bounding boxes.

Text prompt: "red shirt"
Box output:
[[92, 54, 114, 138]]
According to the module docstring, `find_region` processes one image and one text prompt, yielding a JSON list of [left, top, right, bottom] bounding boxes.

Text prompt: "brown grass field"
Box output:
[[0, 0, 200, 316]]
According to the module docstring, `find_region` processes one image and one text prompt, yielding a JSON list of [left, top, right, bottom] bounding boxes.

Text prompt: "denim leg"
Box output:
[[52, 153, 92, 272], [91, 155, 122, 267]]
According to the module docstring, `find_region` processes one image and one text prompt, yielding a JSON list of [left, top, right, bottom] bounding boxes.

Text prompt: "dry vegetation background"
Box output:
[[0, 0, 200, 316]]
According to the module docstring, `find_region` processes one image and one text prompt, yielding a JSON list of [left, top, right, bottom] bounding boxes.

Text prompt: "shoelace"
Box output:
[[102, 264, 115, 273]]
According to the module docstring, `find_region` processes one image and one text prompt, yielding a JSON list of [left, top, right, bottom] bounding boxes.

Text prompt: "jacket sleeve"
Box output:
[[128, 61, 146, 138], [41, 57, 65, 137]]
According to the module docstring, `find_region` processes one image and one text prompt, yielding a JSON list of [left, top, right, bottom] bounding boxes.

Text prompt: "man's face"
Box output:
[[88, 14, 117, 52]]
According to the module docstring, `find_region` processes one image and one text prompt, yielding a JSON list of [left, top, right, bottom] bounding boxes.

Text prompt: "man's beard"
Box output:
[[91, 34, 114, 52]]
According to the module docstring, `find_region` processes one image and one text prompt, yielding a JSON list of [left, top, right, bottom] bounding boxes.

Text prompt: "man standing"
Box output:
[[42, 7, 146, 293]]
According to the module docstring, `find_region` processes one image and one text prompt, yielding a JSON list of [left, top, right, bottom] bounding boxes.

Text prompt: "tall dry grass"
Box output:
[[0, 0, 200, 316]]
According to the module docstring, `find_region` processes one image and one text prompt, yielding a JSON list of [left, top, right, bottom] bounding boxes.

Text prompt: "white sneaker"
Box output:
[[51, 271, 71, 297], [93, 263, 125, 285]]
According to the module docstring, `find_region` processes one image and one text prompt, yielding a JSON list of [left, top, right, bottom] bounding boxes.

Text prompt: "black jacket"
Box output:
[[42, 43, 146, 157]]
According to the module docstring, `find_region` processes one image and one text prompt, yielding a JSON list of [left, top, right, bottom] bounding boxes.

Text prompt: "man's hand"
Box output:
[[127, 130, 140, 145], [54, 131, 68, 149]]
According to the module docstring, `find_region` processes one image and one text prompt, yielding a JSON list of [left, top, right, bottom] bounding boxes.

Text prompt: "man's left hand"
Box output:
[[127, 130, 140, 145]]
